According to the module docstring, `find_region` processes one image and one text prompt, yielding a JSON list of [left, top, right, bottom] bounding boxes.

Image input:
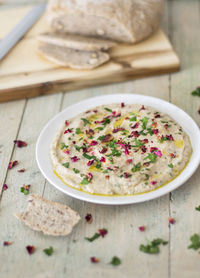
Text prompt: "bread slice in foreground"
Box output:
[[15, 194, 80, 236], [37, 32, 117, 51], [38, 42, 110, 69]]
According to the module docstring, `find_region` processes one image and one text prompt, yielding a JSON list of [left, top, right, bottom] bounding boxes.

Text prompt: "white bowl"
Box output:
[[36, 94, 200, 205]]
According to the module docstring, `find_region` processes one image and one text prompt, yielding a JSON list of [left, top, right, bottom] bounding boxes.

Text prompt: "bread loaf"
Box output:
[[46, 0, 164, 43]]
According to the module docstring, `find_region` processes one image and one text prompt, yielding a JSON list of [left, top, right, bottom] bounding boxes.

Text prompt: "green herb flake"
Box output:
[[144, 153, 157, 163], [60, 142, 68, 150], [43, 246, 53, 256], [139, 238, 168, 254], [83, 153, 96, 160], [20, 187, 29, 195], [73, 168, 80, 174], [95, 162, 102, 169], [81, 118, 90, 125], [80, 177, 89, 185], [110, 256, 121, 266], [141, 117, 148, 130], [195, 205, 200, 211], [168, 163, 174, 168], [75, 128, 83, 134], [62, 162, 70, 168], [97, 135, 106, 141], [132, 139, 144, 148], [129, 116, 137, 122], [85, 233, 100, 242], [104, 107, 112, 112], [131, 162, 141, 173], [103, 118, 111, 126], [188, 234, 200, 250], [191, 87, 200, 97]]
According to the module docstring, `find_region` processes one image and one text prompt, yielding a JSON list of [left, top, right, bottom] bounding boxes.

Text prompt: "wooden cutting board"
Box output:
[[0, 5, 180, 103]]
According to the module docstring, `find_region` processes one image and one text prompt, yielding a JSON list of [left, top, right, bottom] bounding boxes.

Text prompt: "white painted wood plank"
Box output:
[[169, 1, 200, 277], [0, 93, 63, 278]]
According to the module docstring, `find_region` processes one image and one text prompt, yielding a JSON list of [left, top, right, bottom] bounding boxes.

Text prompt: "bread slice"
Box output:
[[15, 194, 80, 236], [46, 0, 164, 43], [37, 32, 117, 51], [38, 42, 110, 69]]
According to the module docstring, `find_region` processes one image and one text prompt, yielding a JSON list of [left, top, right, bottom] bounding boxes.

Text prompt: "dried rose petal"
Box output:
[[90, 257, 99, 263], [124, 148, 130, 156], [168, 217, 175, 224], [131, 131, 139, 137], [65, 120, 69, 126], [140, 105, 145, 110], [198, 107, 200, 114], [64, 128, 72, 134], [88, 173, 93, 181], [26, 245, 35, 255], [87, 160, 94, 166], [71, 156, 80, 162], [164, 124, 169, 130], [64, 150, 70, 155], [121, 102, 125, 108], [99, 147, 108, 154], [141, 146, 147, 153], [153, 129, 159, 134], [112, 127, 125, 133], [85, 213, 93, 224], [2, 184, 8, 191], [8, 160, 18, 169], [166, 134, 174, 141], [154, 150, 162, 158], [150, 147, 158, 153], [139, 226, 146, 232], [93, 109, 98, 113], [3, 241, 13, 246], [14, 140, 27, 148], [18, 168, 25, 173], [124, 172, 131, 178], [142, 139, 149, 144], [100, 157, 106, 162], [155, 114, 161, 118], [105, 175, 110, 179], [86, 129, 95, 136], [151, 181, 157, 185], [131, 122, 139, 129], [143, 162, 150, 167], [90, 140, 98, 146], [169, 153, 175, 158], [98, 229, 108, 238], [126, 159, 133, 164]]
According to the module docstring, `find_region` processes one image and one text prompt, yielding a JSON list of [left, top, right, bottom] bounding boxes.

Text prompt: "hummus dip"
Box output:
[[51, 103, 192, 195]]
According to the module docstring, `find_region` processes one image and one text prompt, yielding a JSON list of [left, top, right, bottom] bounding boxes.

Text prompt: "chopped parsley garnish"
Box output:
[[132, 139, 144, 148], [75, 128, 83, 134], [131, 162, 141, 173], [95, 162, 102, 169], [43, 246, 53, 256], [81, 118, 90, 125], [103, 169, 109, 174], [144, 153, 157, 163], [60, 142, 68, 150], [97, 135, 106, 141], [158, 136, 168, 143], [95, 127, 104, 131], [85, 233, 100, 242], [102, 118, 111, 126], [191, 87, 200, 97], [140, 238, 168, 254], [195, 205, 200, 211], [168, 163, 173, 168], [62, 162, 70, 168], [110, 256, 121, 266], [20, 187, 29, 195], [130, 116, 137, 122], [75, 145, 83, 151], [83, 153, 96, 160], [73, 168, 80, 174], [104, 107, 112, 112], [141, 117, 148, 129], [188, 234, 200, 250]]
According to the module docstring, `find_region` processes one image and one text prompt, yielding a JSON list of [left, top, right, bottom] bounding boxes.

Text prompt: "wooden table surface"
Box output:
[[0, 1, 200, 278]]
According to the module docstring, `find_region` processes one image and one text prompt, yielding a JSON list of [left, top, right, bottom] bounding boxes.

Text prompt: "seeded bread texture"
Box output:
[[37, 32, 117, 51], [15, 194, 80, 236], [38, 42, 110, 69], [46, 0, 164, 43]]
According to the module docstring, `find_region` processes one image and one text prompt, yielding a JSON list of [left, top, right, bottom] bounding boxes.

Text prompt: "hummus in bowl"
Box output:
[[51, 103, 192, 196]]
